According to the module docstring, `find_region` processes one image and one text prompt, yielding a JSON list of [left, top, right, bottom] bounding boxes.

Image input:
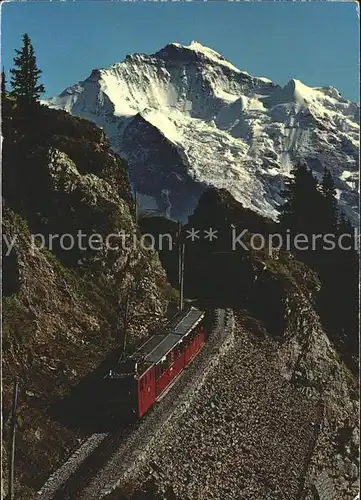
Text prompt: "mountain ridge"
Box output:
[[46, 41, 359, 223]]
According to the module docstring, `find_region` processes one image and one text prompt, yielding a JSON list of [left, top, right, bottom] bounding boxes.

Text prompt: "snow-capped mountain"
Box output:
[[46, 41, 359, 222]]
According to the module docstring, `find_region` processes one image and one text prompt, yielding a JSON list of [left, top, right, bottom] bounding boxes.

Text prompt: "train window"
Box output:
[[159, 357, 170, 375]]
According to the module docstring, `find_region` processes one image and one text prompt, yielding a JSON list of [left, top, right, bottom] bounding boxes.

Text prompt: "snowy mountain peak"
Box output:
[[46, 42, 359, 223], [171, 41, 231, 63], [265, 78, 314, 108], [155, 41, 244, 74]]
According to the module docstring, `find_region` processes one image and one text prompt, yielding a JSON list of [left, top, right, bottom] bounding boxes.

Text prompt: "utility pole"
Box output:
[[134, 187, 138, 223], [122, 288, 131, 358], [179, 243, 185, 311], [9, 377, 19, 500], [177, 221, 185, 311], [177, 221, 182, 285]]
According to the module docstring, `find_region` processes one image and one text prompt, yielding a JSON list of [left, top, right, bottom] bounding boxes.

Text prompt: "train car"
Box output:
[[104, 307, 206, 419]]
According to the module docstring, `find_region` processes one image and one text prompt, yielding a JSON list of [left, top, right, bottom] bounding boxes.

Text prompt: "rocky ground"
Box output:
[[124, 319, 322, 500]]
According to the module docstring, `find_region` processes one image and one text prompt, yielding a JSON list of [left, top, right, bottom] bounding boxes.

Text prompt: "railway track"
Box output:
[[37, 309, 233, 500]]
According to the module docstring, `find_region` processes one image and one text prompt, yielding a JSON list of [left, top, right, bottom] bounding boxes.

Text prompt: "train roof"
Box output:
[[109, 307, 205, 378], [131, 334, 168, 362], [144, 333, 184, 364], [131, 307, 205, 367], [171, 307, 205, 336]]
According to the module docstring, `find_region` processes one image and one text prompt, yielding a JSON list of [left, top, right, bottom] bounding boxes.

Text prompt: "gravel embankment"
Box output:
[[132, 321, 322, 500], [36, 433, 108, 499]]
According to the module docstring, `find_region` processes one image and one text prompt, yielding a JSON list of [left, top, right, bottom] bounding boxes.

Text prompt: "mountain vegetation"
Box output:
[[278, 164, 358, 369]]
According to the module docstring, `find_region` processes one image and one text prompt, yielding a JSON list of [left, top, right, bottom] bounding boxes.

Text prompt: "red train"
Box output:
[[104, 307, 207, 419]]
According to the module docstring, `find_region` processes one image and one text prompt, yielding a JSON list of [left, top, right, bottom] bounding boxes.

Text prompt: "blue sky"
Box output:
[[1, 1, 359, 101]]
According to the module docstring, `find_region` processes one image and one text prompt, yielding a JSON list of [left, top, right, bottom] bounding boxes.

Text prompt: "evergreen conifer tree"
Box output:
[[332, 211, 359, 358], [1, 67, 6, 98], [279, 162, 359, 362], [337, 211, 353, 236], [10, 33, 45, 108], [278, 163, 321, 238], [320, 167, 338, 232]]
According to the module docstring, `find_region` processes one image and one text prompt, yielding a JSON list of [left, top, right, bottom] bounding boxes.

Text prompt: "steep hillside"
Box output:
[[1, 101, 175, 499], [46, 41, 359, 223], [114, 311, 359, 500], [120, 190, 359, 500]]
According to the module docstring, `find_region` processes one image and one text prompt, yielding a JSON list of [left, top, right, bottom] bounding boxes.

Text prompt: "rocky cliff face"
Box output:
[[2, 102, 175, 498], [46, 41, 359, 224]]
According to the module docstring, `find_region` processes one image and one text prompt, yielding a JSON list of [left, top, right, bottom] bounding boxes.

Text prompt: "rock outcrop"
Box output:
[[1, 102, 175, 498]]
